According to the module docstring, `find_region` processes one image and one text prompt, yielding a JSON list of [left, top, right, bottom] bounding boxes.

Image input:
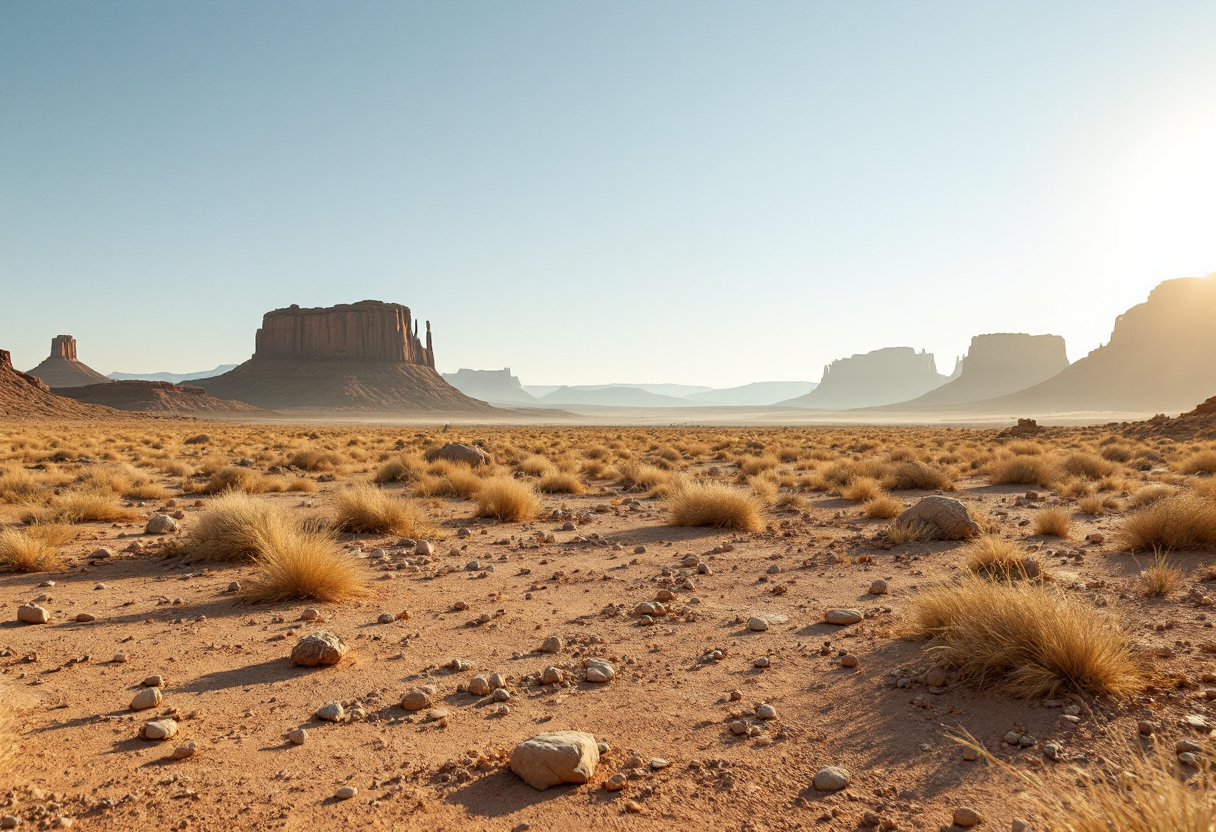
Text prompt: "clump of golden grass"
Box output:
[[0, 467, 45, 504], [955, 728, 1216, 832], [195, 466, 272, 495], [22, 489, 138, 525], [908, 576, 1145, 698], [738, 455, 778, 477], [185, 491, 287, 562], [1179, 449, 1216, 476], [373, 454, 423, 484], [1061, 452, 1118, 481], [1119, 490, 1216, 552], [538, 472, 585, 494], [0, 528, 62, 572], [1032, 507, 1072, 537], [840, 476, 883, 502], [241, 523, 368, 603], [885, 519, 936, 544], [1130, 484, 1176, 507], [475, 476, 541, 522], [882, 461, 954, 491], [618, 462, 672, 490], [1141, 550, 1182, 597], [965, 535, 1036, 581], [987, 454, 1059, 487], [287, 449, 342, 471], [863, 494, 903, 519], [333, 482, 434, 536], [1077, 495, 1106, 516], [518, 455, 554, 477], [668, 481, 763, 532]]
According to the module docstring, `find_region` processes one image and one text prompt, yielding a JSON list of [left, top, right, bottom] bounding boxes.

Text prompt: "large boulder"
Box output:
[[426, 442, 492, 467], [509, 731, 600, 790], [290, 631, 348, 667], [892, 496, 980, 540]]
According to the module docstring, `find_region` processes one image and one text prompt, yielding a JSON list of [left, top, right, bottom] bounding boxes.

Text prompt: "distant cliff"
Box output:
[[442, 368, 539, 406], [783, 347, 948, 409], [888, 333, 1069, 408], [26, 335, 112, 388]]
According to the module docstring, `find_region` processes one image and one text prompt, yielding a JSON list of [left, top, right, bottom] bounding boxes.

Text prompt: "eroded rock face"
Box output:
[[786, 347, 948, 410], [442, 368, 539, 406], [509, 731, 600, 790], [26, 335, 112, 388], [254, 301, 434, 367], [896, 334, 1069, 407], [893, 496, 980, 540]]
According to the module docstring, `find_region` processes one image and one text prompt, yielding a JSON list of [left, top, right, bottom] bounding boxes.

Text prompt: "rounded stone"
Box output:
[[747, 617, 769, 632], [841, 655, 859, 668], [16, 605, 50, 624], [756, 704, 777, 720], [377, 613, 395, 624], [812, 766, 850, 792], [468, 675, 492, 696], [868, 579, 888, 595], [540, 636, 563, 654], [953, 807, 982, 827], [145, 514, 178, 535], [314, 702, 344, 722], [509, 731, 600, 790], [288, 728, 309, 745], [824, 608, 863, 625], [141, 674, 165, 688], [129, 687, 163, 711], [171, 742, 197, 760], [141, 719, 178, 740], [401, 688, 433, 711], [334, 786, 358, 800], [290, 631, 348, 667]]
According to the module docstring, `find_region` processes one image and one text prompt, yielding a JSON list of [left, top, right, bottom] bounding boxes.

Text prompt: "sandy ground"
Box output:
[[1, 424, 1212, 832]]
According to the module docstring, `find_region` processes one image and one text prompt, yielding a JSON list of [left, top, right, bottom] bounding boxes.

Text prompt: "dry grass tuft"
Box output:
[[185, 491, 288, 562], [241, 523, 368, 604], [908, 576, 1145, 699], [668, 481, 764, 532], [0, 528, 63, 572], [333, 482, 434, 536], [1032, 507, 1072, 537], [618, 462, 672, 490], [863, 494, 903, 519], [965, 535, 1036, 581], [1118, 491, 1216, 552], [882, 461, 954, 491], [0, 468, 45, 504], [1141, 551, 1183, 597], [1077, 496, 1106, 516], [987, 455, 1059, 487], [22, 489, 138, 525], [373, 455, 423, 484], [196, 467, 272, 495], [840, 476, 883, 502], [885, 519, 937, 545], [475, 476, 542, 522], [538, 472, 585, 494], [1179, 449, 1216, 476]]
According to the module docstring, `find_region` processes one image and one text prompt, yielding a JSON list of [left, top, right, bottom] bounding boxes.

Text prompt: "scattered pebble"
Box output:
[[812, 766, 850, 791], [288, 728, 309, 745], [334, 786, 358, 800], [953, 807, 982, 827], [824, 608, 862, 625]]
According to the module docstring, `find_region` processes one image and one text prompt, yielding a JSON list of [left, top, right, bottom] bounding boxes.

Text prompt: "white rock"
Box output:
[[141, 719, 178, 740], [824, 608, 863, 625], [16, 605, 49, 624], [129, 687, 163, 711]]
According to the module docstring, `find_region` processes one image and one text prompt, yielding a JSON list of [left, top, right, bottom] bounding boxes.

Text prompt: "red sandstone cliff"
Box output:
[[0, 349, 121, 418], [56, 381, 267, 414], [25, 336, 112, 388]]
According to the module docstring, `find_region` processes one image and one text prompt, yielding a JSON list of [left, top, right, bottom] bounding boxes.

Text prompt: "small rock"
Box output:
[[0, 816, 17, 829], [1185, 714, 1211, 731], [416, 540, 434, 557], [290, 631, 348, 667], [633, 545, 647, 555], [142, 674, 165, 688], [145, 514, 178, 534], [91, 547, 114, 559], [926, 667, 948, 688], [426, 708, 449, 722], [603, 773, 627, 791], [756, 703, 777, 720], [299, 608, 321, 621], [962, 747, 979, 761], [1019, 735, 1036, 747], [315, 702, 344, 722], [542, 666, 562, 685], [754, 656, 770, 668], [227, 581, 240, 593], [16, 605, 50, 624], [812, 766, 850, 791], [288, 728, 309, 745], [377, 613, 395, 624], [747, 617, 769, 632], [401, 688, 433, 711], [1180, 751, 1201, 767], [469, 675, 492, 696], [840, 654, 859, 668], [1044, 742, 1061, 760], [492, 688, 511, 702], [649, 758, 669, 770], [129, 687, 163, 711], [141, 719, 178, 740], [824, 608, 862, 625], [730, 720, 749, 735], [868, 579, 888, 595], [171, 742, 197, 759], [334, 786, 358, 800], [585, 660, 615, 683], [540, 636, 563, 654], [74, 613, 96, 623], [112, 652, 128, 663], [1138, 720, 1156, 737], [1176, 739, 1202, 754], [953, 806, 982, 827]]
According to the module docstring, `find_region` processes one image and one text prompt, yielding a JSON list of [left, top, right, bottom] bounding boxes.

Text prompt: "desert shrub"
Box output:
[[154, 459, 193, 478], [0, 528, 62, 572], [186, 491, 288, 562], [22, 489, 138, 525], [775, 446, 801, 464], [518, 455, 554, 477], [1032, 507, 1072, 537], [1130, 484, 1176, 507], [475, 477, 541, 522], [863, 494, 903, 519], [840, 476, 883, 502], [196, 467, 271, 495], [288, 449, 343, 471], [745, 475, 777, 505], [333, 482, 433, 535], [538, 472, 585, 494], [286, 478, 318, 493], [965, 535, 1035, 581], [738, 455, 778, 477], [1098, 444, 1134, 463], [668, 481, 763, 531], [882, 461, 954, 491], [1061, 452, 1118, 481], [908, 576, 1145, 698], [0, 467, 45, 504], [241, 523, 367, 603], [1004, 441, 1046, 456], [618, 462, 672, 490], [1119, 491, 1216, 551], [373, 454, 424, 484], [987, 454, 1059, 487], [1178, 450, 1216, 476], [184, 433, 211, 445], [1141, 551, 1182, 597], [1056, 478, 1093, 500], [1077, 496, 1106, 516], [885, 519, 937, 545]]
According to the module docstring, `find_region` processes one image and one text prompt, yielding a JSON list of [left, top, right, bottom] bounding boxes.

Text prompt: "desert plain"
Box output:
[[4, 415, 1216, 831]]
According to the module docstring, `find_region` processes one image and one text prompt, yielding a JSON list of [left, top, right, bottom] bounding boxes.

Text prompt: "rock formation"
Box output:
[[0, 349, 120, 418], [783, 347, 948, 409], [193, 301, 493, 412], [883, 334, 1069, 409], [442, 368, 540, 406], [26, 335, 112, 388], [971, 273, 1216, 415], [55, 381, 265, 414]]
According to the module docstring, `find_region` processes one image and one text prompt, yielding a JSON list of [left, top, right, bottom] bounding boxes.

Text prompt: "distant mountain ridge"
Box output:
[[109, 364, 239, 384]]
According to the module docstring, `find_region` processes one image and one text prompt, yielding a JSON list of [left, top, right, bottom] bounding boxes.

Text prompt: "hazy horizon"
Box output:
[[2, 2, 1214, 387]]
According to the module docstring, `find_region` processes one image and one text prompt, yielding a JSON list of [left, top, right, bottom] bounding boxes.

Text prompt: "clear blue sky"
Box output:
[[2, 1, 1214, 387]]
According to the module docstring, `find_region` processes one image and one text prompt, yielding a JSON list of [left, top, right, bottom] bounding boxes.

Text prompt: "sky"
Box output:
[[1, 1, 1214, 388]]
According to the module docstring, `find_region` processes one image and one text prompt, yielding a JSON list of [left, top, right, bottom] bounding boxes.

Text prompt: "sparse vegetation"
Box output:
[[965, 535, 1036, 581], [475, 476, 541, 522], [241, 523, 368, 603], [1032, 507, 1072, 537], [668, 481, 763, 531], [333, 482, 434, 536], [0, 528, 62, 572], [1119, 490, 1216, 551]]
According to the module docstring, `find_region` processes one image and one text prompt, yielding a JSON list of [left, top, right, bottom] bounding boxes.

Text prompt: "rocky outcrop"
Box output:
[[972, 273, 1216, 415], [884, 334, 1069, 408], [442, 368, 539, 406], [892, 496, 980, 540], [25, 336, 112, 388], [54, 381, 264, 414], [193, 301, 493, 413], [783, 347, 948, 410], [0, 349, 121, 419]]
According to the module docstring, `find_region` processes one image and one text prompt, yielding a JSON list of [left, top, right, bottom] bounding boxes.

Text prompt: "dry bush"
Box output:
[[1061, 452, 1118, 480], [1179, 450, 1216, 476], [738, 455, 778, 477], [154, 459, 193, 478], [0, 468, 45, 504], [775, 446, 801, 464], [841, 476, 883, 502], [1057, 477, 1094, 500], [333, 482, 433, 535], [241, 523, 367, 604], [1005, 441, 1046, 456], [668, 481, 763, 531], [195, 467, 272, 495], [1033, 507, 1072, 537], [185, 491, 288, 562], [745, 475, 777, 505], [987, 454, 1059, 487], [287, 449, 342, 471], [0, 528, 62, 572], [863, 494, 903, 519], [475, 477, 541, 522], [885, 519, 937, 545], [908, 576, 1145, 698], [1119, 491, 1216, 552], [373, 454, 424, 484], [1141, 551, 1182, 597], [1098, 443, 1134, 463], [538, 472, 585, 495], [1077, 496, 1106, 516], [965, 535, 1035, 581], [518, 455, 554, 477], [1130, 484, 1176, 507], [23, 489, 138, 525], [286, 477, 318, 493], [881, 461, 954, 491], [618, 462, 672, 490]]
